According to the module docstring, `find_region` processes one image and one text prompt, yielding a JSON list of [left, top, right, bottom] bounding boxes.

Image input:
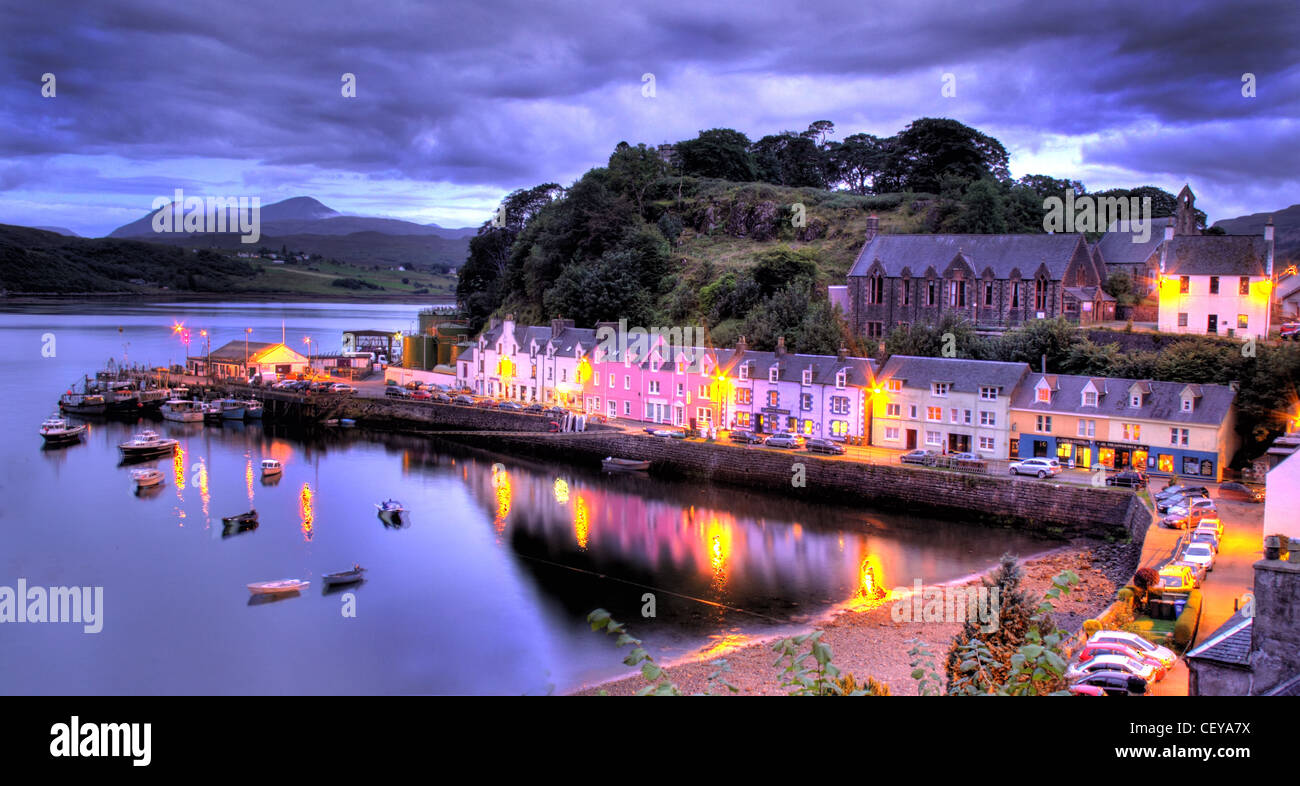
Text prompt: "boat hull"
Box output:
[[603, 458, 650, 472], [41, 426, 87, 443]]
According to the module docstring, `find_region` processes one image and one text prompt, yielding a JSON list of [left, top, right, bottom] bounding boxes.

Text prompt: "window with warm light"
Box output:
[[1122, 423, 1141, 441], [887, 379, 902, 393], [1179, 276, 1189, 293], [925, 406, 941, 421], [1238, 314, 1248, 329], [736, 388, 751, 405], [1036, 387, 1050, 403], [767, 391, 779, 407], [1239, 276, 1250, 295]]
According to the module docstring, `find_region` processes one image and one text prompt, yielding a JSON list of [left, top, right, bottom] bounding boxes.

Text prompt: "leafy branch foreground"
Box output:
[[586, 556, 1079, 696]]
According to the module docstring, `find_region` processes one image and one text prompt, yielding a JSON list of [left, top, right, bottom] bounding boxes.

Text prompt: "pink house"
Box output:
[[583, 329, 721, 429]]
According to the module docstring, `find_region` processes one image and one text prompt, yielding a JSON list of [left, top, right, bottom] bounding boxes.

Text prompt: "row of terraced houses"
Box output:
[[456, 316, 1240, 480]]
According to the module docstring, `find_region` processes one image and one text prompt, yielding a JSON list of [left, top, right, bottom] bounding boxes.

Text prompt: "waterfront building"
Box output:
[[1008, 373, 1238, 480], [584, 328, 719, 428], [717, 336, 877, 439], [188, 340, 309, 381], [457, 316, 597, 407], [871, 356, 1029, 456]]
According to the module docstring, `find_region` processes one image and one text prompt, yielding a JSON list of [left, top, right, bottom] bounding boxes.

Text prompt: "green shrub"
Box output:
[[1173, 589, 1203, 648]]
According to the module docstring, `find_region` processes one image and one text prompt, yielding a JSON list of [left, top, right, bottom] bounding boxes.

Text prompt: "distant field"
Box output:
[[234, 259, 457, 298]]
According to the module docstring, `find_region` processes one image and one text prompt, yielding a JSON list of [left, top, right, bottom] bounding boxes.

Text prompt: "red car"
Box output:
[[410, 390, 432, 400], [1280, 323, 1299, 341]]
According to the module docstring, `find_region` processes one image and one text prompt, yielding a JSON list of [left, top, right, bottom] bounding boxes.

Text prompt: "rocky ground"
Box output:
[[571, 537, 1141, 696]]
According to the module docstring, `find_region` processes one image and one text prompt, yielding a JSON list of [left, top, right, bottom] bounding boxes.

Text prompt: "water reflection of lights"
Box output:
[[197, 459, 210, 520], [573, 494, 589, 550], [172, 445, 186, 492], [493, 469, 512, 535], [846, 554, 889, 611], [697, 633, 752, 660], [299, 483, 314, 541], [705, 518, 732, 591], [245, 457, 255, 508], [553, 478, 570, 504]]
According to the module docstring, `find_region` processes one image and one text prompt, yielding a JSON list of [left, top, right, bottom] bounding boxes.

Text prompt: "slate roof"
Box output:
[[1185, 611, 1252, 666], [1011, 372, 1236, 426], [847, 233, 1088, 280], [877, 355, 1029, 394], [1064, 286, 1116, 302], [208, 340, 294, 362], [1162, 235, 1269, 277], [1097, 217, 1171, 266], [717, 348, 877, 388]]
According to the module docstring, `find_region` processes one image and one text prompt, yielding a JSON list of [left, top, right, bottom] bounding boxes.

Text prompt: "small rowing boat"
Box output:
[[322, 565, 366, 586], [131, 468, 164, 488], [222, 509, 258, 525], [246, 579, 309, 595], [602, 457, 650, 472]]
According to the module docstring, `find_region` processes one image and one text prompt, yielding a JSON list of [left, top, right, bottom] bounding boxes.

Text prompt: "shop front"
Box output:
[[1054, 437, 1094, 469], [1095, 441, 1150, 472]]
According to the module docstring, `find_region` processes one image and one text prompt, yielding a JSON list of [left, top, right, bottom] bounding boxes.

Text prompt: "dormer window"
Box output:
[[1036, 387, 1050, 403], [836, 371, 846, 389], [739, 364, 749, 381], [769, 367, 779, 383], [979, 386, 997, 401], [802, 369, 812, 386], [1130, 394, 1141, 408], [1082, 391, 1097, 407], [932, 382, 950, 397], [1181, 398, 1193, 412]]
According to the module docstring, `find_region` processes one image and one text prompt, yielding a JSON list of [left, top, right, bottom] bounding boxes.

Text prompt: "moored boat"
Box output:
[[375, 499, 404, 525], [117, 430, 178, 459], [131, 468, 164, 488], [322, 565, 366, 586], [161, 399, 205, 422], [246, 579, 309, 595], [222, 509, 258, 525], [260, 459, 282, 477], [213, 399, 246, 420], [241, 400, 264, 420], [39, 415, 87, 444], [602, 457, 651, 472], [58, 390, 107, 416]]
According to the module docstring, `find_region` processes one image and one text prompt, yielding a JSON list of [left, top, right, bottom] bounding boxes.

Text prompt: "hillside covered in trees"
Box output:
[[456, 117, 1202, 354]]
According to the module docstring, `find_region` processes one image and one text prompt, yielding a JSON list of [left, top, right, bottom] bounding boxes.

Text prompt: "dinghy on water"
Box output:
[[376, 499, 405, 526], [322, 565, 366, 586], [246, 579, 309, 595], [602, 457, 650, 472], [222, 509, 258, 525], [260, 459, 282, 477], [131, 468, 164, 489]]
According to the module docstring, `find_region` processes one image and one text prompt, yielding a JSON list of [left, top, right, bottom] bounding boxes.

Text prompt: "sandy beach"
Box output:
[[572, 538, 1140, 696]]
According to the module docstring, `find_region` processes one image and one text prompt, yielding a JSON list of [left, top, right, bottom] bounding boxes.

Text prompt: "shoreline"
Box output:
[[0, 293, 456, 305], [570, 538, 1139, 696]]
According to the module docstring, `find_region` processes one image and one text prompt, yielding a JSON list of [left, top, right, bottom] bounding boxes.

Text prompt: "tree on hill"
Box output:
[[673, 128, 758, 182], [882, 117, 1011, 194], [751, 132, 827, 189], [828, 133, 890, 195], [608, 142, 667, 217]]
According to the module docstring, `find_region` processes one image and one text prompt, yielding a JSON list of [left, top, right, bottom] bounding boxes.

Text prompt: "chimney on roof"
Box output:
[[1041, 354, 1047, 374], [1265, 217, 1275, 276], [489, 316, 500, 330], [736, 334, 747, 353], [1164, 224, 1175, 242], [837, 344, 847, 362], [865, 213, 879, 243], [550, 317, 574, 338], [775, 336, 787, 357]]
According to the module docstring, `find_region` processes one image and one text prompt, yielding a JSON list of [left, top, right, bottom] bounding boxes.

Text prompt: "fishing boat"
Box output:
[[339, 418, 356, 428], [246, 579, 309, 595], [375, 499, 404, 525], [137, 387, 172, 412], [322, 565, 366, 586], [160, 399, 205, 423], [222, 509, 258, 525], [241, 400, 264, 420], [102, 381, 142, 415], [58, 389, 107, 416], [39, 415, 87, 444], [117, 430, 178, 459], [213, 399, 246, 420], [602, 457, 651, 472], [321, 418, 340, 427], [203, 402, 225, 424], [131, 468, 164, 488], [260, 459, 282, 477]]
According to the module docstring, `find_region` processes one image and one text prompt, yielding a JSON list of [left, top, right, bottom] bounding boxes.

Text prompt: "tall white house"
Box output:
[[1155, 188, 1276, 340]]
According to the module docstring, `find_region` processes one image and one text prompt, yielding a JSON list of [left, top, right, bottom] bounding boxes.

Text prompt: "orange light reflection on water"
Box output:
[[573, 493, 589, 550], [299, 483, 314, 541]]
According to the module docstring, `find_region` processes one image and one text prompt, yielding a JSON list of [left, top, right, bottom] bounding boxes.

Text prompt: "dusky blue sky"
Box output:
[[1, 0, 1297, 237]]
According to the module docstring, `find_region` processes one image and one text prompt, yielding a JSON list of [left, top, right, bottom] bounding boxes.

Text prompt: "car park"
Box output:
[[1065, 654, 1159, 684], [1069, 670, 1149, 696], [1009, 458, 1062, 478], [804, 438, 846, 455], [900, 449, 939, 465], [1217, 482, 1263, 503], [1088, 631, 1177, 670], [1106, 470, 1146, 488], [728, 429, 764, 445]]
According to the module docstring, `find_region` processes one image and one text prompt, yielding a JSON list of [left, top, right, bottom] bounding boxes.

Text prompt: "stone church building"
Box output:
[[844, 215, 1106, 337]]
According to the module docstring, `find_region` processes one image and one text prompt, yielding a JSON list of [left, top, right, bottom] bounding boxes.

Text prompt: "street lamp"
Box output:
[[200, 329, 210, 379], [303, 336, 313, 379], [245, 328, 253, 380]]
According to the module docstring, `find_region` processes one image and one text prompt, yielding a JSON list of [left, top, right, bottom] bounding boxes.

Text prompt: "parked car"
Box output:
[[1009, 458, 1062, 478], [453, 395, 475, 405], [1158, 494, 1214, 514], [410, 390, 432, 400], [728, 429, 764, 445], [761, 433, 800, 449], [1217, 482, 1264, 503], [1088, 631, 1177, 671], [1160, 507, 1219, 529], [498, 401, 523, 411], [1069, 670, 1149, 696], [432, 393, 452, 403], [1189, 529, 1221, 553], [1180, 542, 1217, 575], [1195, 517, 1224, 539], [1106, 470, 1147, 488], [384, 386, 410, 398], [1279, 322, 1300, 341], [1156, 484, 1208, 502], [900, 449, 939, 465], [949, 451, 980, 462], [474, 398, 498, 408], [1066, 654, 1159, 684], [1157, 564, 1197, 591], [331, 384, 356, 394], [524, 403, 546, 413], [1164, 499, 1218, 519], [804, 438, 846, 455], [1073, 643, 1166, 680]]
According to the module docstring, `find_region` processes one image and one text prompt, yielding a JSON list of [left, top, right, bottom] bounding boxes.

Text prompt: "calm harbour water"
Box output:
[[0, 300, 1050, 694]]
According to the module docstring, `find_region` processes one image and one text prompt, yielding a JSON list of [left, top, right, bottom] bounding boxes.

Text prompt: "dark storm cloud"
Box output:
[[1, 0, 1297, 231]]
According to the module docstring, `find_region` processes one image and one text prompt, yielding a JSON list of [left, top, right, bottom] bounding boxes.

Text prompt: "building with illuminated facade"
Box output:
[[1009, 372, 1238, 480], [457, 316, 598, 407]]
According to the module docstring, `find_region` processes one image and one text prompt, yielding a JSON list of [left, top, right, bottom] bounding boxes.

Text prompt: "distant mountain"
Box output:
[[137, 229, 470, 270], [107, 195, 478, 242], [32, 226, 80, 237], [1213, 204, 1300, 264]]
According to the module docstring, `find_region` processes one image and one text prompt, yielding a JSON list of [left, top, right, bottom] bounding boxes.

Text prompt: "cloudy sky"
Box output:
[[1, 0, 1297, 237]]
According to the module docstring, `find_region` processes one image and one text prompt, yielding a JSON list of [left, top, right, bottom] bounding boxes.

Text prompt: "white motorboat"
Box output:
[[131, 468, 164, 488], [39, 415, 87, 444], [260, 459, 283, 477], [246, 579, 309, 595], [376, 499, 405, 525], [117, 430, 178, 459], [161, 399, 205, 423]]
